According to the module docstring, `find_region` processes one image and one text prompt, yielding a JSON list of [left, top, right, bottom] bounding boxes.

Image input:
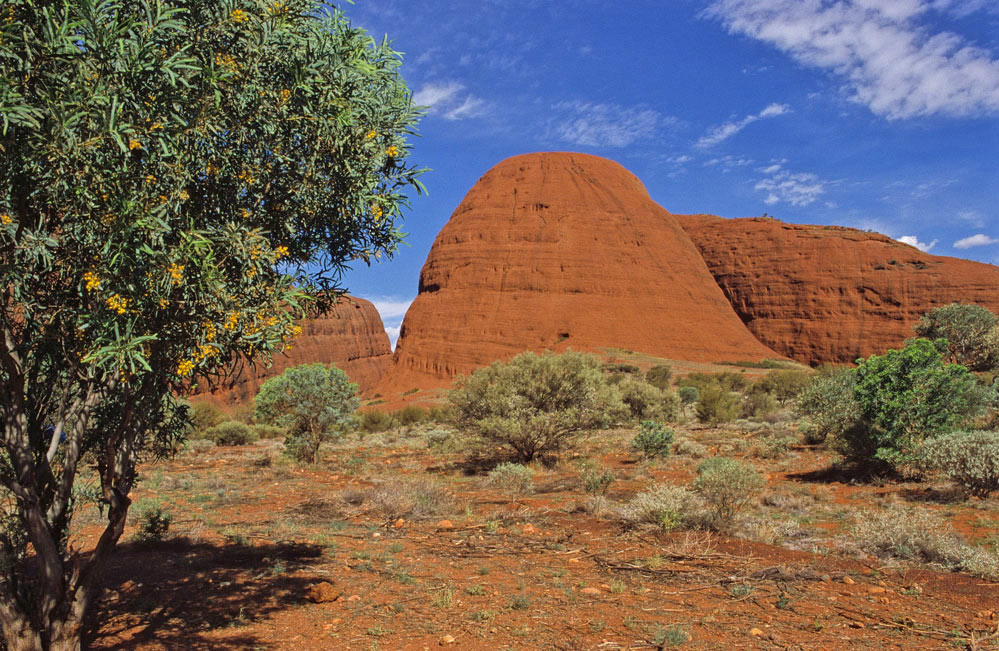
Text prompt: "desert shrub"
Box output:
[[449, 350, 627, 462], [131, 500, 172, 544], [693, 458, 764, 527], [190, 401, 226, 434], [359, 409, 395, 433], [659, 389, 682, 422], [674, 438, 708, 458], [605, 363, 640, 374], [917, 430, 999, 497], [851, 339, 989, 469], [796, 366, 861, 444], [205, 421, 259, 446], [487, 463, 535, 496], [756, 370, 811, 406], [677, 386, 699, 417], [427, 405, 454, 423], [255, 363, 359, 464], [617, 378, 664, 421], [913, 303, 999, 371], [851, 507, 999, 579], [341, 478, 455, 519], [251, 424, 286, 440], [695, 385, 741, 425], [750, 433, 797, 459], [645, 364, 673, 390], [185, 438, 216, 454], [426, 428, 460, 451], [395, 405, 428, 426], [741, 389, 777, 419], [620, 484, 702, 531], [631, 421, 675, 459], [581, 467, 615, 495]]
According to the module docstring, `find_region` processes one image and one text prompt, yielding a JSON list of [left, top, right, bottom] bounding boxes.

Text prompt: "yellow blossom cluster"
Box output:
[[230, 8, 249, 23], [179, 189, 190, 201], [371, 203, 383, 220], [274, 245, 289, 259], [267, 1, 286, 15], [214, 52, 238, 73], [249, 244, 263, 260], [206, 163, 219, 176], [225, 312, 240, 331], [145, 174, 156, 184], [167, 262, 184, 285], [365, 130, 377, 140], [203, 320, 218, 341], [279, 89, 291, 104], [385, 145, 399, 157], [240, 208, 251, 219], [106, 294, 130, 314], [176, 359, 195, 377], [237, 169, 256, 184], [128, 139, 142, 151], [83, 271, 101, 291], [0, 213, 12, 225]]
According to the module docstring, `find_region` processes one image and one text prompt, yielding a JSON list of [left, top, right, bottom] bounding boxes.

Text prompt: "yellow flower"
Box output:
[[267, 1, 286, 15], [167, 262, 184, 285], [179, 189, 190, 201], [106, 294, 129, 314], [365, 130, 377, 140], [225, 312, 240, 331], [144, 174, 156, 184], [176, 359, 195, 377], [230, 8, 249, 23], [214, 52, 238, 73], [240, 208, 250, 219], [279, 88, 291, 104], [237, 169, 256, 185], [206, 163, 219, 176], [159, 298, 168, 309], [371, 203, 383, 221], [274, 245, 289, 259], [385, 145, 399, 157], [128, 139, 142, 151], [83, 271, 101, 291], [0, 213, 11, 225]]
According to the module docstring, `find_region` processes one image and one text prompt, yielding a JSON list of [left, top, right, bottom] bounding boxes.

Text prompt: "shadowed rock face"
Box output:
[[375, 152, 779, 395], [675, 214, 999, 366], [191, 296, 391, 407]]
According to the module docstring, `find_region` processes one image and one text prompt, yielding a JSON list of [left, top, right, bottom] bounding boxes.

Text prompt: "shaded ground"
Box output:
[[75, 423, 999, 650]]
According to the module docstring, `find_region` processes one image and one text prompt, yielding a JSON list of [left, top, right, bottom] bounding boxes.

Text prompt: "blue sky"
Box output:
[[338, 0, 999, 346]]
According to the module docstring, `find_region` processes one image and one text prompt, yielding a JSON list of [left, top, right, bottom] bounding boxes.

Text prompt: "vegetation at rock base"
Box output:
[[0, 1, 422, 647], [913, 303, 999, 371]]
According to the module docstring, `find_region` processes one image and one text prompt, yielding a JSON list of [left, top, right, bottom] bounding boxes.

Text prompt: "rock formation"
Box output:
[[375, 152, 779, 396], [675, 214, 999, 365], [191, 295, 391, 407]]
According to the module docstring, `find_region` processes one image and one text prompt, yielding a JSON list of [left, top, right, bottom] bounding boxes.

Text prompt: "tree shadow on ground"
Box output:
[[787, 462, 897, 485], [87, 537, 324, 650]]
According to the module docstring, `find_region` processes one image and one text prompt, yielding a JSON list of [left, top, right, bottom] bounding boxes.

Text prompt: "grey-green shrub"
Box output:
[[659, 390, 682, 423], [581, 467, 615, 495], [742, 390, 777, 419], [395, 405, 428, 426], [695, 385, 741, 425], [359, 409, 394, 433], [677, 386, 699, 416], [620, 484, 702, 531], [252, 424, 286, 440], [487, 462, 535, 495], [917, 430, 999, 497], [618, 378, 664, 420], [693, 458, 764, 527], [132, 500, 172, 543], [645, 364, 673, 390], [631, 420, 674, 459], [796, 366, 860, 444], [674, 438, 708, 458], [205, 421, 259, 446]]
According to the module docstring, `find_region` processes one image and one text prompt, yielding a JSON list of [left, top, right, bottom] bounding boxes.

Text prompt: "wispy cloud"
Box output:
[[897, 235, 939, 251], [705, 0, 999, 119], [413, 82, 488, 120], [552, 102, 676, 148], [369, 296, 414, 349], [753, 162, 825, 206], [696, 102, 791, 148], [954, 233, 999, 249]]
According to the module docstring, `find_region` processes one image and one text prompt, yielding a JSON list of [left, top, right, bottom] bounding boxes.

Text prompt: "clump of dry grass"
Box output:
[[340, 477, 457, 519], [619, 484, 705, 531]]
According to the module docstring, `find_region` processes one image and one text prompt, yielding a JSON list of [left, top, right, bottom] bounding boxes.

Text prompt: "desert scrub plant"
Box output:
[[340, 478, 456, 519], [620, 484, 703, 532], [449, 350, 628, 462], [851, 506, 999, 579], [426, 428, 461, 452], [205, 421, 259, 446], [358, 409, 395, 433], [917, 430, 999, 497], [581, 467, 615, 495], [395, 405, 428, 426], [677, 385, 699, 417], [755, 370, 811, 406], [693, 458, 764, 528], [631, 420, 675, 459], [674, 438, 708, 458], [189, 401, 226, 437], [741, 389, 777, 419], [645, 364, 673, 390], [695, 385, 741, 425], [131, 500, 172, 544], [796, 365, 861, 444], [617, 377, 665, 421], [487, 462, 536, 496], [255, 363, 360, 464]]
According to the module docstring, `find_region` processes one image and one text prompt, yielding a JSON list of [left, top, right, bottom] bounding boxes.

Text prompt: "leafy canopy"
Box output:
[[913, 303, 999, 371]]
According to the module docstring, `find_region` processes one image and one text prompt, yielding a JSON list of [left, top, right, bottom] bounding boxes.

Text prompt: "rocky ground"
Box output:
[[77, 422, 999, 650]]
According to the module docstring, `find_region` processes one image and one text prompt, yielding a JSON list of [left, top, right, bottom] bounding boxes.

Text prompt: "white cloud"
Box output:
[[897, 234, 939, 251], [705, 0, 999, 119], [413, 82, 487, 121], [753, 163, 826, 206], [553, 102, 675, 148], [954, 233, 999, 248], [956, 209, 986, 227], [696, 103, 791, 148], [369, 296, 414, 350]]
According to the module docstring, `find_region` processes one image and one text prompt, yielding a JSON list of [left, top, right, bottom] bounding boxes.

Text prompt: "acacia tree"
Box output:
[[913, 303, 999, 371], [0, 1, 422, 648]]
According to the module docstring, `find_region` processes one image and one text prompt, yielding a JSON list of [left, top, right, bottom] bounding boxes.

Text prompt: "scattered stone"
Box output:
[[580, 587, 602, 596], [436, 520, 454, 530], [842, 576, 855, 585], [867, 586, 886, 594], [346, 594, 361, 602], [568, 558, 581, 564], [439, 634, 455, 645], [306, 582, 340, 603], [394, 518, 405, 528], [522, 523, 538, 535], [850, 622, 865, 629], [749, 628, 765, 637]]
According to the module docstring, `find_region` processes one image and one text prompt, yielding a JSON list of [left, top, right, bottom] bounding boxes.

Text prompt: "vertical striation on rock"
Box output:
[[376, 152, 779, 395], [191, 295, 391, 406], [675, 213, 999, 365]]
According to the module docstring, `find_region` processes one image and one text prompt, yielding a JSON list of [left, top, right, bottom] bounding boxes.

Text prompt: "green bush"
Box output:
[[693, 458, 764, 527], [395, 405, 428, 426], [604, 363, 640, 374], [251, 424, 286, 440], [359, 409, 395, 433], [695, 385, 741, 425], [913, 303, 999, 371], [487, 463, 535, 496], [645, 364, 673, 390], [742, 389, 777, 419], [620, 484, 702, 531], [755, 370, 811, 406], [917, 430, 999, 497], [677, 386, 699, 416], [659, 390, 682, 423], [796, 366, 861, 444], [132, 500, 172, 544], [449, 350, 627, 462], [581, 467, 615, 495], [206, 421, 259, 446], [190, 401, 226, 433], [852, 339, 988, 469], [631, 421, 674, 459], [617, 378, 664, 421]]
